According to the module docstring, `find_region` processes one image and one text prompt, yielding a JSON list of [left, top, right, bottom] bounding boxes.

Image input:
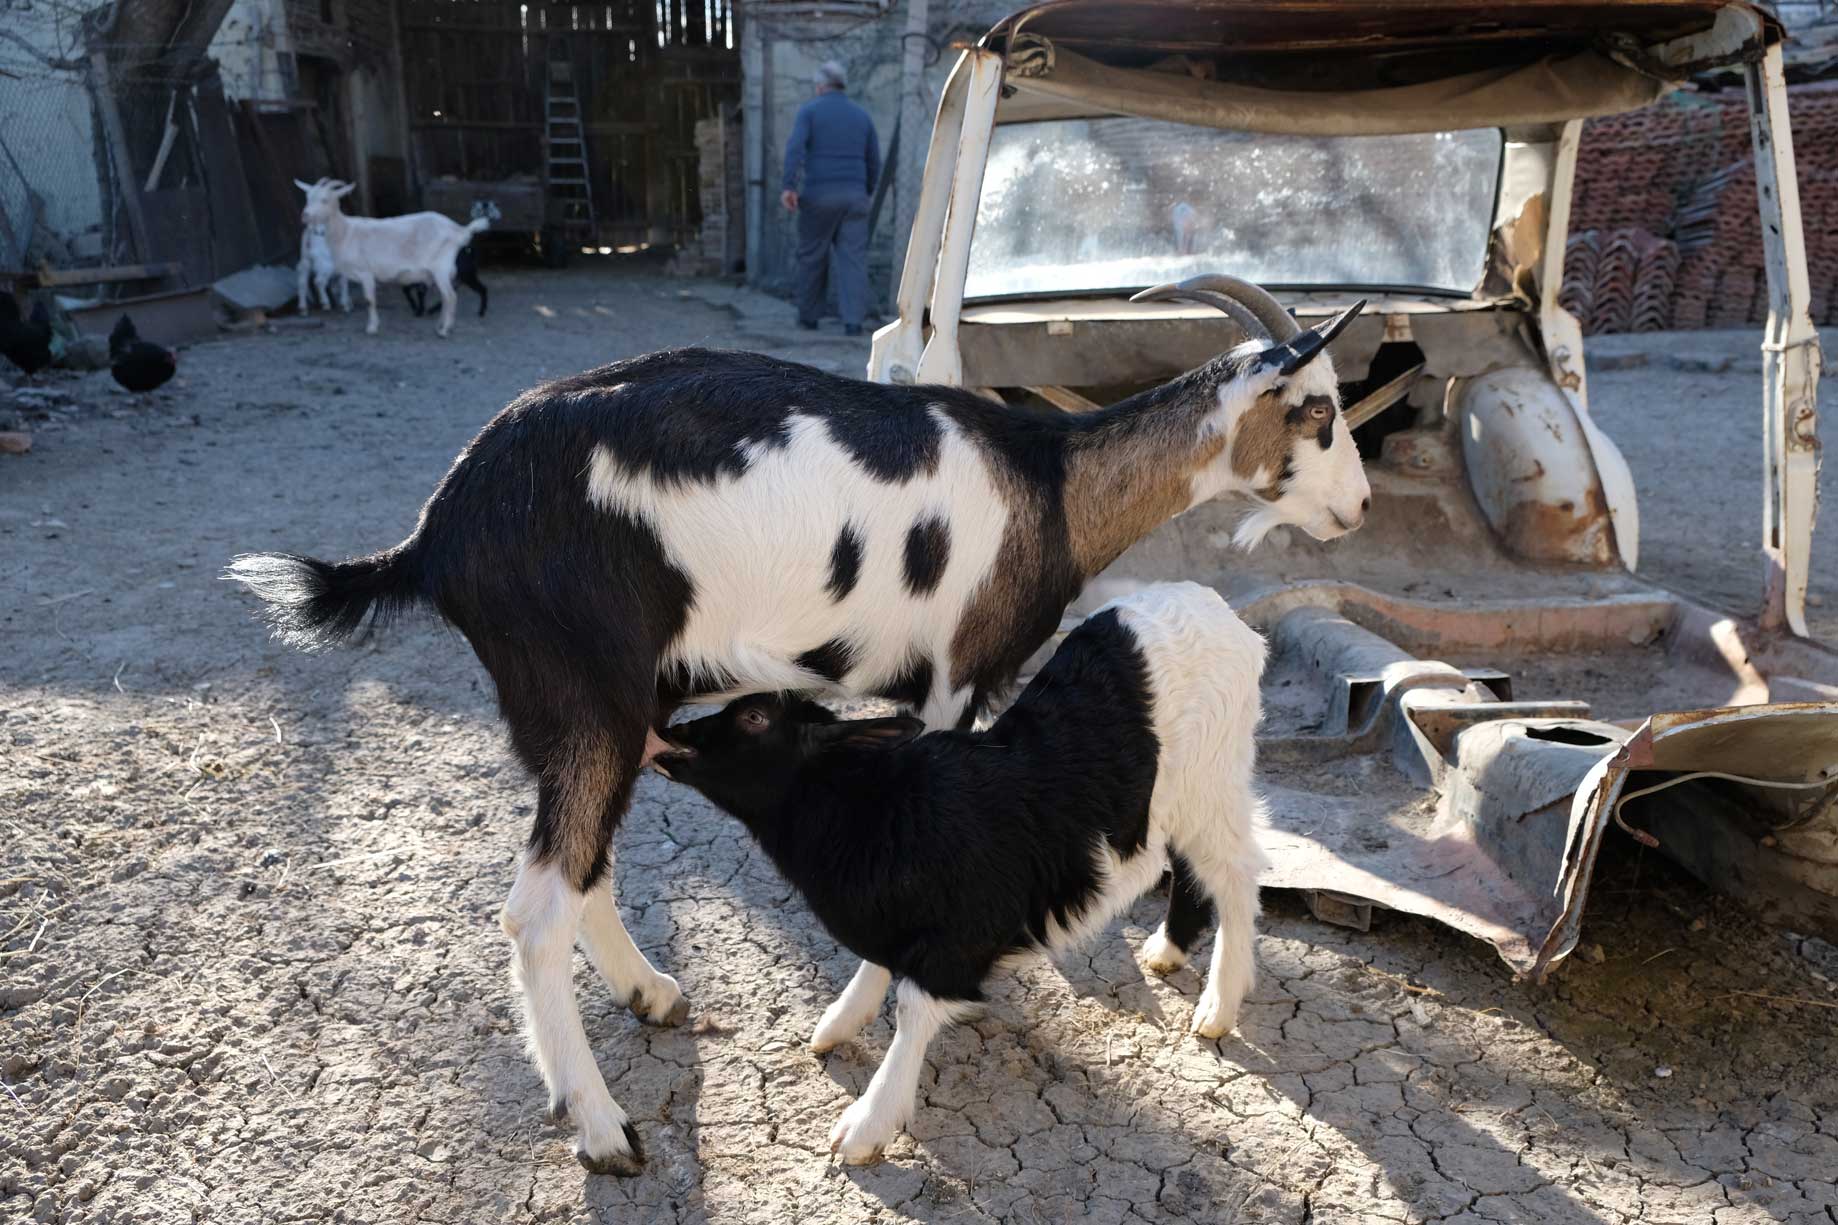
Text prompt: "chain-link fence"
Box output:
[[0, 13, 108, 270], [0, 0, 307, 278]]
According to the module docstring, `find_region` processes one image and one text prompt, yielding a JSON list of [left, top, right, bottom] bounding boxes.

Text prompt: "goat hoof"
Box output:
[[574, 1123, 645, 1177], [828, 1101, 895, 1165], [1191, 990, 1241, 1040], [1141, 929, 1191, 975], [628, 976, 687, 1026], [809, 1010, 873, 1054]]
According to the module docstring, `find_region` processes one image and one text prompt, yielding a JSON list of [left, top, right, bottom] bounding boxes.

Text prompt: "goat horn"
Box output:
[[1170, 275, 1302, 343], [1129, 283, 1271, 343], [1268, 300, 1366, 376]]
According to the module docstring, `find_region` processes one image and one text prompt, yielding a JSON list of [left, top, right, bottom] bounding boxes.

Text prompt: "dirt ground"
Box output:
[[4, 266, 1836, 1225]]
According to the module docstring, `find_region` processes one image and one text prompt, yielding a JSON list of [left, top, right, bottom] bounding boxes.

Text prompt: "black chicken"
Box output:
[[0, 295, 54, 376], [109, 314, 176, 393]]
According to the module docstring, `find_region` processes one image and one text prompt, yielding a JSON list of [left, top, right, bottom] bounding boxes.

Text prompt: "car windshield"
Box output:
[[964, 119, 1503, 300]]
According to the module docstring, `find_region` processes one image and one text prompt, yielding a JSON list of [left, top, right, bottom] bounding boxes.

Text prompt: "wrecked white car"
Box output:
[[873, 0, 1835, 978]]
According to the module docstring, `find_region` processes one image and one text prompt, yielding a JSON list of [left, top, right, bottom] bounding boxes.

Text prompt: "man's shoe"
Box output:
[[843, 324, 863, 337]]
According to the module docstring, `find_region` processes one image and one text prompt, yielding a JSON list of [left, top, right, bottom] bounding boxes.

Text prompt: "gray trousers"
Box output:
[[795, 191, 871, 327]]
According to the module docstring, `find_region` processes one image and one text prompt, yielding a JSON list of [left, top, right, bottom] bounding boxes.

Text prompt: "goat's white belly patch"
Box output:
[[585, 409, 1011, 698], [1039, 834, 1171, 957]]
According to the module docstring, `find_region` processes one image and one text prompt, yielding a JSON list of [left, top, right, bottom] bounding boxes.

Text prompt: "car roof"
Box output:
[[982, 0, 1783, 133]]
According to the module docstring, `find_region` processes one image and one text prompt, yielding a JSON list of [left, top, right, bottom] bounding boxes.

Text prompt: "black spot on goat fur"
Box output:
[[873, 655, 934, 710], [651, 607, 1161, 1003], [562, 348, 946, 486], [902, 517, 950, 596], [794, 639, 857, 685], [827, 524, 863, 601]]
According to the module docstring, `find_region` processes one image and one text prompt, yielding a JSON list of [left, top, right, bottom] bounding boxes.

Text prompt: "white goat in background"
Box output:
[[295, 178, 490, 338], [296, 215, 349, 315]]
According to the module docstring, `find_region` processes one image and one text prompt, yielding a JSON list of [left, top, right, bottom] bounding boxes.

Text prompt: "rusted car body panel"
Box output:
[[874, 0, 1835, 977]]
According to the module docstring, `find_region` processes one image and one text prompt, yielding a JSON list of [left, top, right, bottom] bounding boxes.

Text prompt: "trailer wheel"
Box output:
[[541, 226, 571, 269]]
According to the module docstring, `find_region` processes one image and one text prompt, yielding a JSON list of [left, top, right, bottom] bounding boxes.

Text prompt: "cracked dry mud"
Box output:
[[4, 269, 1836, 1224]]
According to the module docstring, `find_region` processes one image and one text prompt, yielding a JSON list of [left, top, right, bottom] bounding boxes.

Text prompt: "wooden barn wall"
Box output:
[[398, 0, 738, 244]]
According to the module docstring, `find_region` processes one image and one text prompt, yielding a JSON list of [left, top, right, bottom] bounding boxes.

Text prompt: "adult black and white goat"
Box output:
[[652, 581, 1268, 1164], [224, 276, 1368, 1175], [296, 178, 489, 338]]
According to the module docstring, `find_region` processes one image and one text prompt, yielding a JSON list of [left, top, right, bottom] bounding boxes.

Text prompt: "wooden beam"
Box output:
[[90, 52, 153, 264], [1341, 362, 1426, 431], [388, 0, 424, 205], [402, 21, 648, 35], [1029, 385, 1102, 413], [34, 262, 182, 287], [410, 119, 546, 132]]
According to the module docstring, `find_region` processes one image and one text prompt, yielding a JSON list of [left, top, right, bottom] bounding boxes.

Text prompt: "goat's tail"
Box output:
[[224, 544, 424, 652], [466, 216, 491, 235]]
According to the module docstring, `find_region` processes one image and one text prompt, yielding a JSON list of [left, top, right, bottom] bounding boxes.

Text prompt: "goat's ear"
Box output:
[[294, 179, 314, 193], [807, 716, 924, 752], [333, 183, 357, 198], [1260, 300, 1366, 376]]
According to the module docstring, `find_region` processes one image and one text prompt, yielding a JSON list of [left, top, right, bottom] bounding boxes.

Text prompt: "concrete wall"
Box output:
[[211, 0, 299, 104], [743, 0, 1010, 310]]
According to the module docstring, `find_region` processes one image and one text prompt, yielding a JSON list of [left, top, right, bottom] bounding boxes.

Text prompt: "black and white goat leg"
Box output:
[[806, 691, 964, 1055], [828, 982, 975, 1160], [1142, 852, 1216, 974], [493, 700, 679, 1174]]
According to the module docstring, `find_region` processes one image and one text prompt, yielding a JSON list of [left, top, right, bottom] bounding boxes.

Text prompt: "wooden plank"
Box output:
[[399, 22, 644, 35], [1029, 385, 1103, 413], [411, 119, 545, 131], [34, 262, 182, 287], [191, 73, 264, 277], [90, 52, 153, 263], [66, 287, 215, 349]]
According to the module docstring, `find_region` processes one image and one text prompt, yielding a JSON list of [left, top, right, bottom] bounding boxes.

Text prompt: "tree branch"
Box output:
[[0, 29, 87, 73]]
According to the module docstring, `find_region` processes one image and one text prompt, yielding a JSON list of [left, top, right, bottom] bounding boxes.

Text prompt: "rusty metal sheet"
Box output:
[[1260, 714, 1624, 976], [1240, 583, 1838, 981], [1533, 701, 1838, 976], [1458, 366, 1618, 566]]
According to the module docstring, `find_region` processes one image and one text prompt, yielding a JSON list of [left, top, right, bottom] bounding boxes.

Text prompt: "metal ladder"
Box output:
[[545, 55, 595, 243]]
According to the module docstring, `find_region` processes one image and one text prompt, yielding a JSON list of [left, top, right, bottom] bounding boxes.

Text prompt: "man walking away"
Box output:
[[781, 60, 881, 336]]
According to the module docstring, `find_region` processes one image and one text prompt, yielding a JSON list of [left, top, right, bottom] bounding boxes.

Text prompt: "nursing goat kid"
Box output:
[[653, 582, 1268, 1164], [225, 276, 1368, 1175], [296, 220, 349, 315], [295, 178, 489, 338]]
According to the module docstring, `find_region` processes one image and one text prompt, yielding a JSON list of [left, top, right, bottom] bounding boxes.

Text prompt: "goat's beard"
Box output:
[[1232, 504, 1284, 551]]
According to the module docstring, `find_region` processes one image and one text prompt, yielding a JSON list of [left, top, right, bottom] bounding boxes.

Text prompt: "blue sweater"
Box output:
[[782, 92, 881, 197]]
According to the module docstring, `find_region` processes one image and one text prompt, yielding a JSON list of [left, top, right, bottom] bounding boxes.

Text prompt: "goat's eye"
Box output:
[[1307, 402, 1333, 423], [740, 709, 770, 732]]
